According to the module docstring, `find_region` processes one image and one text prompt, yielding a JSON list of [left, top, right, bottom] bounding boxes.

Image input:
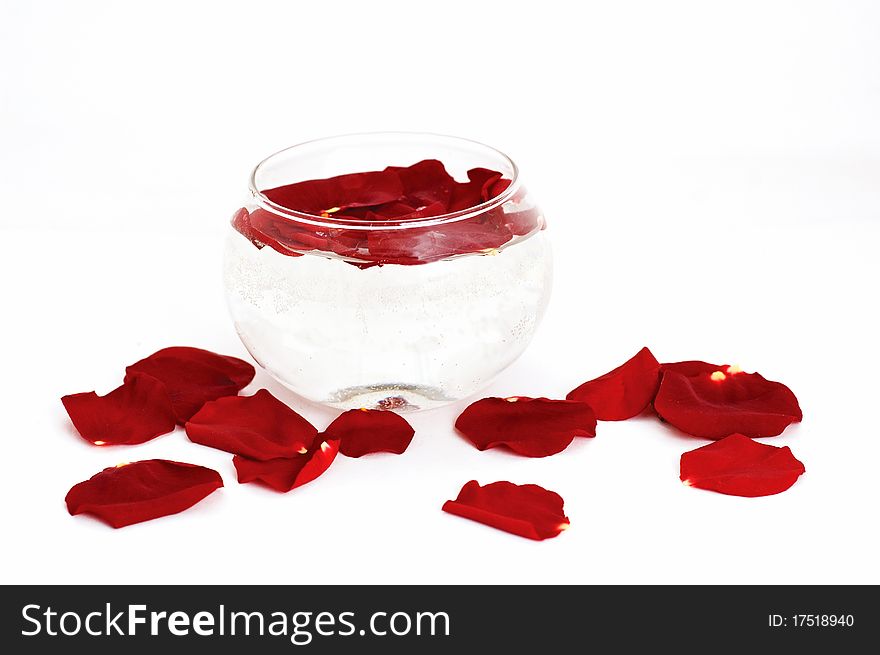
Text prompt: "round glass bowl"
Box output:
[[223, 133, 552, 411]]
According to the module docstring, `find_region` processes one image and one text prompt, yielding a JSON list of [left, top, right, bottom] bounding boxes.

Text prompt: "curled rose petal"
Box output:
[[233, 438, 339, 492], [448, 167, 504, 211], [248, 208, 367, 257], [323, 409, 415, 458], [680, 434, 805, 497], [489, 204, 543, 237], [126, 347, 256, 423], [442, 480, 570, 540], [65, 459, 223, 528], [185, 389, 318, 460], [231, 207, 302, 257], [263, 170, 404, 215], [125, 346, 256, 425], [484, 176, 512, 201], [654, 361, 802, 439], [566, 347, 662, 420], [387, 159, 455, 209], [61, 372, 177, 446], [455, 397, 596, 457]]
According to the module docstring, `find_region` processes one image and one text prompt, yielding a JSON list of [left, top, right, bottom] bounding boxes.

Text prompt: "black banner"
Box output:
[[0, 585, 872, 652]]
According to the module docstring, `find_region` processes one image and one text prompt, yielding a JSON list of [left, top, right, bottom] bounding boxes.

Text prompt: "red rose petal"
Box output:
[[566, 347, 662, 420], [126, 347, 255, 423], [231, 207, 302, 257], [484, 176, 512, 200], [247, 208, 367, 257], [442, 480, 570, 540], [481, 207, 543, 243], [362, 201, 449, 222], [185, 389, 318, 460], [65, 459, 223, 528], [680, 434, 805, 497], [263, 170, 404, 215], [448, 167, 505, 211], [444, 169, 508, 207], [233, 438, 339, 492], [387, 159, 455, 209], [455, 396, 596, 457], [359, 201, 418, 219], [323, 409, 415, 457], [61, 372, 177, 446], [654, 361, 802, 439]]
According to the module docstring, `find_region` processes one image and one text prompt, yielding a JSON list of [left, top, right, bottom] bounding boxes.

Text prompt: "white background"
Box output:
[[2, 0, 879, 584]]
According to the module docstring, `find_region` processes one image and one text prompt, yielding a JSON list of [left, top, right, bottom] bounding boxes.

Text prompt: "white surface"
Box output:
[[1, 0, 879, 585]]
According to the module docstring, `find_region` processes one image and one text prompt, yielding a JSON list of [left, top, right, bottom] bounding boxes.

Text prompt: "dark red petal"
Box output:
[[442, 480, 569, 540], [327, 205, 373, 219], [324, 409, 415, 457], [361, 201, 418, 219], [479, 173, 504, 201], [455, 397, 596, 457], [61, 372, 177, 446], [65, 459, 223, 528], [126, 347, 255, 423], [233, 438, 339, 492], [680, 434, 805, 497], [485, 204, 544, 237], [263, 170, 404, 215], [232, 207, 313, 257], [447, 168, 500, 211], [566, 347, 661, 420], [246, 208, 366, 257], [363, 201, 448, 221], [485, 176, 512, 199], [654, 362, 802, 439], [231, 207, 302, 257], [185, 389, 318, 460], [233, 162, 519, 263], [386, 159, 455, 209]]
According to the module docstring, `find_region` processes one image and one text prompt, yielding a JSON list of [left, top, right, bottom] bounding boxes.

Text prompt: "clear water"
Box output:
[[223, 231, 552, 410]]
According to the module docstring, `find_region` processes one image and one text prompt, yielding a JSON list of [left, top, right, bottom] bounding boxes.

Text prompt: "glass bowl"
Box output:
[[223, 132, 552, 411]]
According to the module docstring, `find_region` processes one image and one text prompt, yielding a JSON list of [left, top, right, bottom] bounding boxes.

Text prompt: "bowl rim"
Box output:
[[248, 131, 521, 231]]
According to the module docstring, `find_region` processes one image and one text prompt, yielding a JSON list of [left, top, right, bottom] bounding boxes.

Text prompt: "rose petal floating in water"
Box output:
[[263, 169, 405, 215], [232, 160, 540, 265]]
